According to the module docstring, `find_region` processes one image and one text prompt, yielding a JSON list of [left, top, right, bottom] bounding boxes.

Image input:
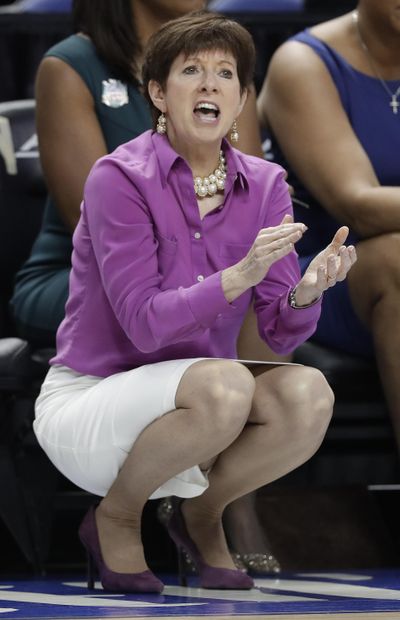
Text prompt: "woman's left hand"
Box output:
[[293, 226, 357, 307]]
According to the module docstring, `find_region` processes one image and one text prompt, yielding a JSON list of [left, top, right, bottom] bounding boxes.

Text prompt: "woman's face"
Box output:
[[149, 49, 247, 155]]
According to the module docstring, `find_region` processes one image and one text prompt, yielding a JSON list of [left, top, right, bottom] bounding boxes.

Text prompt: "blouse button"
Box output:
[[194, 231, 201, 239], [197, 275, 204, 282]]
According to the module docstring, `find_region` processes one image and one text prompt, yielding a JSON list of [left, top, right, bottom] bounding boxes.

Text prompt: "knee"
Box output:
[[296, 367, 333, 450], [360, 234, 400, 290], [198, 361, 255, 435], [282, 367, 334, 453]]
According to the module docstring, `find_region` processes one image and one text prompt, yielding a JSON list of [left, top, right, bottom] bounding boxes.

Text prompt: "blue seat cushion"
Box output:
[[208, 0, 304, 12]]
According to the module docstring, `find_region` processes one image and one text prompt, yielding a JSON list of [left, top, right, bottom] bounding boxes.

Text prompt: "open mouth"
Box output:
[[193, 101, 220, 121]]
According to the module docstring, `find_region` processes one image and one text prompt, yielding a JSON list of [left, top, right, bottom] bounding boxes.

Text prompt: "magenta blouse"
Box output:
[[52, 130, 321, 377]]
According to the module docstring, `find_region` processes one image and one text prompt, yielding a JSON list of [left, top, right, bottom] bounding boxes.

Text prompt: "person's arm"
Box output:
[[257, 41, 400, 239], [223, 175, 321, 355], [223, 171, 355, 354], [35, 56, 108, 232]]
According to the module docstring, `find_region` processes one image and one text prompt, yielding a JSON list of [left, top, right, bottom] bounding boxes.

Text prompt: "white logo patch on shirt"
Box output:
[[101, 79, 129, 108]]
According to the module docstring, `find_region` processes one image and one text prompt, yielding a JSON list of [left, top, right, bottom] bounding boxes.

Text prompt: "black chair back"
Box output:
[[0, 99, 46, 336]]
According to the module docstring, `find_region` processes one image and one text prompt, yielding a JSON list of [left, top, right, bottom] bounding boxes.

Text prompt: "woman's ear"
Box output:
[[148, 80, 166, 113]]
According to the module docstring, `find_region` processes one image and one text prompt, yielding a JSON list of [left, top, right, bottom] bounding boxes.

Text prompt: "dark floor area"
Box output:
[[2, 483, 400, 579]]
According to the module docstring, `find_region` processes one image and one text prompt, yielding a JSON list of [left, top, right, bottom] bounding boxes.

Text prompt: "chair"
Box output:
[[0, 99, 45, 336], [0, 99, 61, 573]]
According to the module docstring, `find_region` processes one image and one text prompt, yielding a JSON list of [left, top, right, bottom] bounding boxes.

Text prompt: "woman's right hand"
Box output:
[[221, 214, 306, 302]]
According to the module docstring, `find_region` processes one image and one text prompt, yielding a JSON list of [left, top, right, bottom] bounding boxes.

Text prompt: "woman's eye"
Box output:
[[220, 69, 233, 79], [183, 65, 198, 74]]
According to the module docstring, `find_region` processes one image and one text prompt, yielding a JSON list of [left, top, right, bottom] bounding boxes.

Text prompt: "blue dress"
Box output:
[[274, 30, 400, 357]]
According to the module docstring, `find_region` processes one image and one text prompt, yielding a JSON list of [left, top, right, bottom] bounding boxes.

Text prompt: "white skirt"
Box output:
[[34, 359, 209, 499]]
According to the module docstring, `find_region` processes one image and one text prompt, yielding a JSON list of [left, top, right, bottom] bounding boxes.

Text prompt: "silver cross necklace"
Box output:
[[353, 10, 400, 114]]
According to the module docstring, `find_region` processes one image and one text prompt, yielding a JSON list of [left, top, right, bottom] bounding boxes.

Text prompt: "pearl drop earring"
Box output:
[[230, 120, 239, 143], [156, 113, 167, 134]]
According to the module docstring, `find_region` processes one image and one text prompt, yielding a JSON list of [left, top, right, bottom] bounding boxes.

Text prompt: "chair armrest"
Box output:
[[0, 337, 31, 390]]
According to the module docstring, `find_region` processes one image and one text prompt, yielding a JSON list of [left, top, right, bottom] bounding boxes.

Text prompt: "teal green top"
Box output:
[[12, 34, 152, 346]]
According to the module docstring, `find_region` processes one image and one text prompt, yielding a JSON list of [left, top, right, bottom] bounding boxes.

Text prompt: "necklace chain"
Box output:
[[353, 10, 400, 114], [193, 150, 227, 198]]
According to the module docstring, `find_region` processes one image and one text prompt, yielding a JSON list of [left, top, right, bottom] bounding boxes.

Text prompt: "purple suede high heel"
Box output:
[[166, 499, 254, 589], [78, 506, 164, 593]]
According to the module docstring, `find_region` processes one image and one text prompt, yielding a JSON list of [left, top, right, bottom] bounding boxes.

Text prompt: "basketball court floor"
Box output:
[[2, 569, 400, 620]]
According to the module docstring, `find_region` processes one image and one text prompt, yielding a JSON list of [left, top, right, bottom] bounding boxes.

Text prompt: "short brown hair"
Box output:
[[142, 10, 256, 127]]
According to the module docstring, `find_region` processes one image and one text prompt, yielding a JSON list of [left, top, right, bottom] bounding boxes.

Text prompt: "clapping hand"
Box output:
[[222, 215, 356, 305], [293, 225, 357, 307], [234, 214, 307, 289]]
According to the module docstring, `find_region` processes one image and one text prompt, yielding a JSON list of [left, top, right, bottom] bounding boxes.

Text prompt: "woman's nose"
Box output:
[[200, 70, 218, 92]]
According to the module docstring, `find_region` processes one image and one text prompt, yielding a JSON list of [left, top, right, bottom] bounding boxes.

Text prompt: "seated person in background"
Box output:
[[11, 0, 205, 348], [11, 0, 262, 350], [257, 0, 400, 449], [9, 0, 283, 575], [32, 10, 355, 593]]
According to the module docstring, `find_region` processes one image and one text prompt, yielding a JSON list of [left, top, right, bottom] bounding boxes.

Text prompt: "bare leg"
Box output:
[[95, 360, 255, 574], [228, 307, 291, 563], [181, 365, 333, 569], [237, 304, 292, 363], [223, 492, 270, 555], [347, 235, 400, 445]]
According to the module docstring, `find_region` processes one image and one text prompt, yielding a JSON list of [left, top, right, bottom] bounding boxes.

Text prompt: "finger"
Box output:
[[329, 226, 349, 252], [257, 240, 295, 265], [256, 228, 304, 252], [258, 222, 306, 240], [320, 253, 339, 288], [326, 253, 338, 281], [335, 246, 357, 281], [254, 233, 298, 259], [316, 264, 327, 291], [335, 247, 350, 281], [280, 213, 293, 225], [349, 245, 357, 265]]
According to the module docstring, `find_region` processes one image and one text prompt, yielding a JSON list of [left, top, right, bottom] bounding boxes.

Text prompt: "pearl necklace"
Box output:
[[193, 151, 227, 198]]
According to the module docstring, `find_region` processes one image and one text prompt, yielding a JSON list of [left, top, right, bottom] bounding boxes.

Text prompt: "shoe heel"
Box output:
[[86, 551, 95, 590], [177, 547, 188, 587], [167, 498, 254, 590], [79, 505, 164, 593]]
